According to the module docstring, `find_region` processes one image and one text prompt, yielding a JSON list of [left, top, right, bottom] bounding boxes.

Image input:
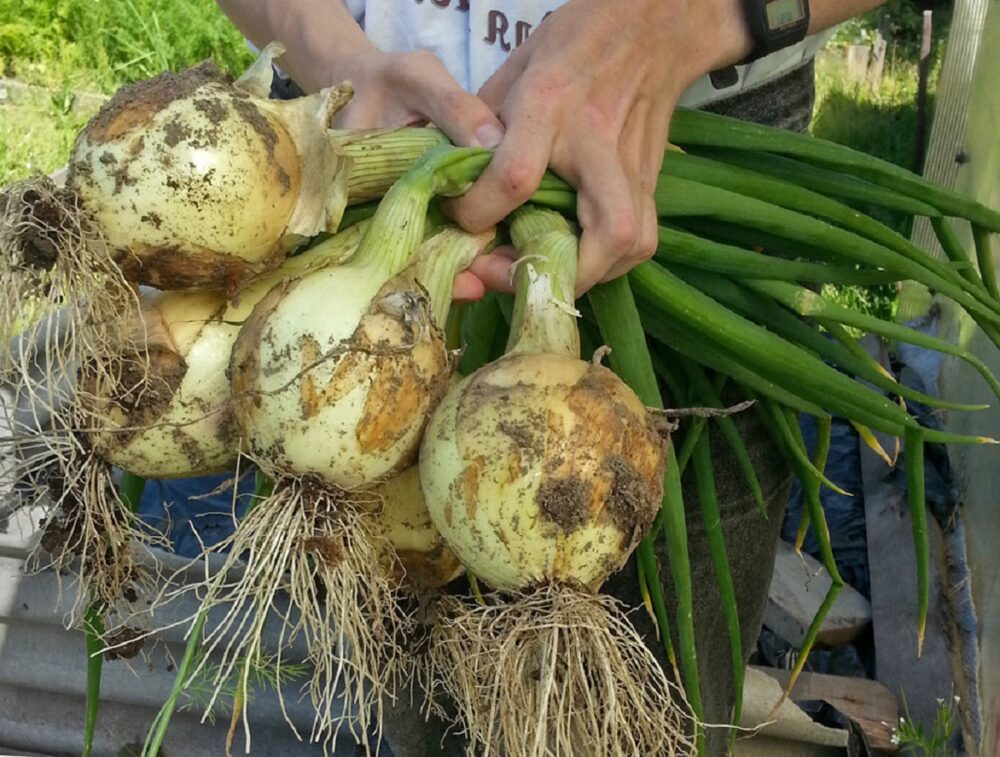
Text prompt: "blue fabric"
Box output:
[[134, 472, 255, 558]]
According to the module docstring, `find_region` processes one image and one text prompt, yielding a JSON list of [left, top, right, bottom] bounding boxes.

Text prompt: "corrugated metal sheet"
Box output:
[[0, 506, 354, 757]]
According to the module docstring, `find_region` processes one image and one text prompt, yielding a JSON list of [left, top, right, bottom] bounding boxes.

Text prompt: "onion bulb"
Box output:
[[373, 464, 463, 590], [185, 158, 493, 751], [82, 222, 366, 478], [420, 207, 694, 756], [67, 43, 352, 292], [231, 146, 492, 488]]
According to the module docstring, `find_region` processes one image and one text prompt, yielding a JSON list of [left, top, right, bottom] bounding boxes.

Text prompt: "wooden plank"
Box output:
[[869, 33, 888, 93], [753, 666, 899, 754], [765, 540, 872, 648], [901, 0, 993, 320], [859, 337, 957, 742]]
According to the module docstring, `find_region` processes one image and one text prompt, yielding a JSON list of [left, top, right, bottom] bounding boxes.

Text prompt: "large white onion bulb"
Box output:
[[421, 352, 664, 591], [231, 153, 492, 488], [68, 44, 352, 291]]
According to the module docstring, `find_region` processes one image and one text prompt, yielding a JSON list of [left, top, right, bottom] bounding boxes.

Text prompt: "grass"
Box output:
[[1, 0, 251, 182], [810, 3, 952, 322], [0, 95, 95, 184], [0, 0, 252, 92]]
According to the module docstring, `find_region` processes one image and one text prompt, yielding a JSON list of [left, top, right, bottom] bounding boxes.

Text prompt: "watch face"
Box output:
[[765, 0, 807, 31]]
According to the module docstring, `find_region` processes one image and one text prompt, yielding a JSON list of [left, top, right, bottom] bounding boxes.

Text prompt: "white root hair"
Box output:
[[0, 177, 143, 415], [4, 416, 161, 626], [152, 477, 412, 754], [427, 584, 696, 757]]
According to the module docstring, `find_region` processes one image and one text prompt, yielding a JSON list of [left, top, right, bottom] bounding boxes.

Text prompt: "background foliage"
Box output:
[[0, 0, 252, 91]]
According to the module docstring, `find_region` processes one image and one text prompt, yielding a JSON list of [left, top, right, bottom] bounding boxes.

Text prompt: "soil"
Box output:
[[82, 61, 229, 144], [605, 455, 658, 541], [39, 473, 81, 559], [102, 626, 145, 661], [6, 181, 82, 270], [536, 475, 591, 533]]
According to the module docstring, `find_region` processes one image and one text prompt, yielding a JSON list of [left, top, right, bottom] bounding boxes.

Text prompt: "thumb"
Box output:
[[416, 76, 506, 149]]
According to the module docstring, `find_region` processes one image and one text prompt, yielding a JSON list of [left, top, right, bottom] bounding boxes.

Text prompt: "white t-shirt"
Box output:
[[341, 0, 834, 105]]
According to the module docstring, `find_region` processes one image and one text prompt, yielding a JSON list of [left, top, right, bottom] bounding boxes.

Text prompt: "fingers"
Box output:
[[467, 250, 517, 294], [448, 84, 558, 232], [333, 50, 505, 146], [398, 51, 506, 148], [572, 134, 656, 295], [476, 47, 528, 111], [450, 252, 517, 301], [452, 271, 486, 302]]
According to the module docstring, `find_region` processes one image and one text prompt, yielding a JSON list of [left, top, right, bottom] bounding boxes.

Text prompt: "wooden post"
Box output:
[[847, 43, 872, 82], [914, 10, 934, 173], [869, 30, 888, 94]]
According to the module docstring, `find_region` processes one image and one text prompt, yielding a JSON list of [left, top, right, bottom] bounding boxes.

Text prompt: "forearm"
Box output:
[[700, 0, 888, 73], [216, 0, 374, 92], [809, 0, 887, 36]]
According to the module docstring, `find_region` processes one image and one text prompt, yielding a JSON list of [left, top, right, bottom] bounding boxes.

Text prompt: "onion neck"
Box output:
[[417, 227, 495, 326], [505, 206, 581, 358], [333, 128, 451, 204], [349, 145, 492, 281]]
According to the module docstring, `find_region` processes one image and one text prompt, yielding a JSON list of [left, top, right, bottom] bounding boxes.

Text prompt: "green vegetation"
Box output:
[[893, 694, 960, 756], [1, 0, 251, 182], [812, 1, 953, 321], [0, 0, 251, 92], [0, 95, 93, 185]]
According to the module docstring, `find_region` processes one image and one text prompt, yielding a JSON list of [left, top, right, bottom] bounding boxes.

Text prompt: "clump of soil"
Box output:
[[103, 626, 145, 660]]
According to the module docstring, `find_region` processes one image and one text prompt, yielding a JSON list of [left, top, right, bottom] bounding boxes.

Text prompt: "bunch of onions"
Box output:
[[82, 221, 367, 479], [6, 223, 369, 638], [0, 46, 443, 640], [1, 40, 353, 575], [420, 206, 694, 756], [1, 42, 350, 450], [179, 148, 494, 750]]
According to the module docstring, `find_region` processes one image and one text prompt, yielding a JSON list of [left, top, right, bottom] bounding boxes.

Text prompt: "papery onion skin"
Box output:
[[230, 265, 454, 489], [420, 352, 664, 592], [84, 290, 237, 478], [68, 54, 350, 293], [373, 465, 463, 589]]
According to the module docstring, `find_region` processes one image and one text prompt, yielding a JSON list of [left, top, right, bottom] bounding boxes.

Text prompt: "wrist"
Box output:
[[634, 0, 754, 90], [695, 0, 755, 72], [267, 3, 377, 92]]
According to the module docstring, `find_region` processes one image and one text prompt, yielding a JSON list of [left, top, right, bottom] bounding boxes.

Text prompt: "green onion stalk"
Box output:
[[420, 206, 693, 757], [172, 147, 494, 754]]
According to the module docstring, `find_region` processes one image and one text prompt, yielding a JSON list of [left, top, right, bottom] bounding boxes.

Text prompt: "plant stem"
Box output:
[[505, 206, 580, 357], [142, 611, 208, 757], [416, 227, 494, 326], [82, 604, 105, 757], [589, 277, 704, 755]]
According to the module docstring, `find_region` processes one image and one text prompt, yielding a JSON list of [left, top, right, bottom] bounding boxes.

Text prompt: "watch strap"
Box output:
[[710, 0, 810, 90]]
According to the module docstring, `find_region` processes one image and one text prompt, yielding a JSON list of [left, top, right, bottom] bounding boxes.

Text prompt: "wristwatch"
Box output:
[[709, 0, 811, 89]]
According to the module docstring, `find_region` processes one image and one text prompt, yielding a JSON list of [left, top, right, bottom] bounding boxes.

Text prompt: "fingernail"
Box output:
[[475, 123, 505, 149]]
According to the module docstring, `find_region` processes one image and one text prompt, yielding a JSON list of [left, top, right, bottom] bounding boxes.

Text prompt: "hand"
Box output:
[[325, 49, 507, 300], [448, 0, 750, 295]]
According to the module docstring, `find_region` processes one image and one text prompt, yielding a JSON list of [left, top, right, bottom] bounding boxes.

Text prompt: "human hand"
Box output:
[[448, 0, 751, 295], [325, 49, 508, 300]]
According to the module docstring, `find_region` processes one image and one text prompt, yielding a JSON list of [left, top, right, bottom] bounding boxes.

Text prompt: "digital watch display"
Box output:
[[709, 0, 810, 89], [755, 0, 810, 46]]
